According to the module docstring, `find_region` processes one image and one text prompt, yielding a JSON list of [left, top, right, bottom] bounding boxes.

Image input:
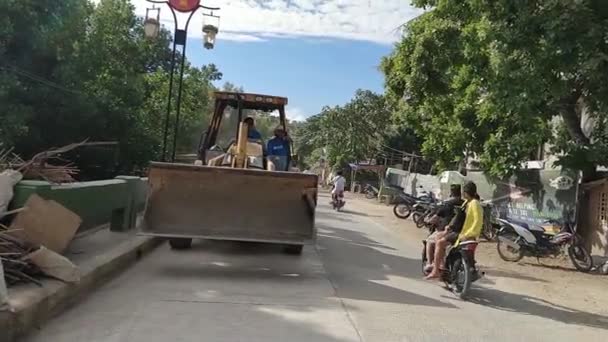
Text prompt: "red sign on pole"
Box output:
[[169, 0, 201, 13]]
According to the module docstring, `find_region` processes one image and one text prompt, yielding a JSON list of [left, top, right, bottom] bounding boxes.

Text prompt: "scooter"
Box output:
[[363, 184, 379, 199], [496, 217, 593, 272], [332, 191, 345, 211], [422, 239, 483, 299]]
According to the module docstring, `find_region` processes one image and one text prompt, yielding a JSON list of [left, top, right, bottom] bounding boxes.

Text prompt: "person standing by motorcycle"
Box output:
[[424, 184, 463, 273], [426, 181, 483, 280]]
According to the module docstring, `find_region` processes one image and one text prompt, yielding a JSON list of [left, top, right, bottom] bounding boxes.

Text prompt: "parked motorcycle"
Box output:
[[332, 192, 346, 211], [363, 184, 379, 199], [422, 240, 483, 299], [412, 201, 439, 229], [496, 217, 593, 272], [392, 192, 419, 219], [481, 202, 500, 241]]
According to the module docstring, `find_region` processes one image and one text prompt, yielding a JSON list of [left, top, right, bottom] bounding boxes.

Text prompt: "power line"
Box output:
[[0, 64, 84, 96]]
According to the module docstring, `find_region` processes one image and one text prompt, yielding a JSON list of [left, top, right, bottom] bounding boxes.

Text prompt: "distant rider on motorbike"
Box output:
[[423, 184, 463, 273], [426, 181, 483, 280], [331, 171, 346, 202]]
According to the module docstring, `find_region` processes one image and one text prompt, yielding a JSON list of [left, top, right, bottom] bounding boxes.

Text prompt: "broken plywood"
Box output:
[[25, 246, 80, 283], [10, 194, 82, 254]]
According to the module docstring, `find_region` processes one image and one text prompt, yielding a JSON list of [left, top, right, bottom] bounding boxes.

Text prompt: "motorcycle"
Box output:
[[363, 184, 379, 199], [392, 192, 419, 219], [332, 191, 346, 211], [496, 217, 593, 272], [412, 201, 439, 229], [481, 202, 500, 241], [422, 240, 483, 299]]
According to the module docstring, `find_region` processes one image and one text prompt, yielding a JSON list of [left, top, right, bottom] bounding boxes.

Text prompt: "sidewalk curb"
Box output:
[[0, 235, 163, 342]]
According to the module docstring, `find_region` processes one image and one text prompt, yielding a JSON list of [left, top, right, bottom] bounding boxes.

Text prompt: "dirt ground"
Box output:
[[345, 193, 608, 317]]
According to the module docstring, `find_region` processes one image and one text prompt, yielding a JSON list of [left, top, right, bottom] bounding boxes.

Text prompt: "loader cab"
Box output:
[[198, 92, 290, 169]]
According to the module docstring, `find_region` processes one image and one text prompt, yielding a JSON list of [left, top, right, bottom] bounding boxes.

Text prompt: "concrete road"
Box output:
[[24, 194, 608, 341]]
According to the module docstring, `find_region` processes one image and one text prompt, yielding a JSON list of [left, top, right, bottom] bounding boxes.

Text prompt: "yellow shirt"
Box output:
[[457, 199, 483, 242]]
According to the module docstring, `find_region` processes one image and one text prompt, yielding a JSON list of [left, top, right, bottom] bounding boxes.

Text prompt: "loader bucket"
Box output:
[[140, 162, 318, 244]]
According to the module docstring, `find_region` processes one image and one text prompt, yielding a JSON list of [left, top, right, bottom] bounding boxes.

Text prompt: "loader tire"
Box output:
[[283, 244, 303, 255], [169, 238, 193, 250]]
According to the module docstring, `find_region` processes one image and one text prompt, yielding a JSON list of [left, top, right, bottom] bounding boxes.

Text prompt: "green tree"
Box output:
[[1, 0, 223, 176], [293, 90, 393, 169], [383, 0, 608, 180], [0, 0, 92, 149]]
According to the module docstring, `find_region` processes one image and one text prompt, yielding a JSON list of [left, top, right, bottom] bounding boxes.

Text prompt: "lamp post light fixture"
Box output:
[[202, 13, 219, 50], [145, 0, 220, 162], [144, 6, 161, 39]]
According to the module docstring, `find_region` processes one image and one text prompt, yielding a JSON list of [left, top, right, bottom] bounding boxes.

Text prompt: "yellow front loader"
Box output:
[[140, 92, 318, 254]]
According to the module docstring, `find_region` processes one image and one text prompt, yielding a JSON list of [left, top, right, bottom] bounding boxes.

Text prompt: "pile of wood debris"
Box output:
[[0, 224, 41, 286], [0, 195, 81, 288], [0, 141, 89, 183]]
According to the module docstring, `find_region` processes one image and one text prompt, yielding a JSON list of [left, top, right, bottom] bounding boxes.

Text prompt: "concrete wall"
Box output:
[[384, 168, 443, 199], [389, 168, 578, 227], [10, 177, 148, 234], [466, 169, 578, 225], [578, 181, 608, 257]]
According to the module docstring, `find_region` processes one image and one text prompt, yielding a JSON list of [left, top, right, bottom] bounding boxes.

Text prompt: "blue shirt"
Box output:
[[267, 137, 290, 156], [248, 128, 262, 140]]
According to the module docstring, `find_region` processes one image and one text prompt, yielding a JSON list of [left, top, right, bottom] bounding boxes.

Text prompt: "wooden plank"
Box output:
[[10, 194, 82, 254]]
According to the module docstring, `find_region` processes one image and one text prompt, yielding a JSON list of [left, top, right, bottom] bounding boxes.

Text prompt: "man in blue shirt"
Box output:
[[267, 127, 291, 171], [244, 117, 262, 141]]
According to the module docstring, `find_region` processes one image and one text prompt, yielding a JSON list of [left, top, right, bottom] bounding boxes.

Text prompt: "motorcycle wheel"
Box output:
[[393, 203, 412, 219], [496, 231, 524, 262], [414, 213, 426, 228], [449, 257, 472, 300], [568, 243, 593, 272]]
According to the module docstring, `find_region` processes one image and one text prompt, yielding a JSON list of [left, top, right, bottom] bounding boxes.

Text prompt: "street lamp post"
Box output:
[[145, 0, 220, 162]]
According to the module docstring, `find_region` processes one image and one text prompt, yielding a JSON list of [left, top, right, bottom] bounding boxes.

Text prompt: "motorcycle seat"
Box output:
[[506, 219, 545, 232]]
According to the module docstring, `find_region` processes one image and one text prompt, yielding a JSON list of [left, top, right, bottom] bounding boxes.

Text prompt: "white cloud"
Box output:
[[220, 31, 268, 42], [128, 0, 422, 44], [287, 107, 309, 122]]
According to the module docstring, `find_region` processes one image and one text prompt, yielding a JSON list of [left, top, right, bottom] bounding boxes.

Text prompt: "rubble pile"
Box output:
[[0, 141, 86, 183], [0, 228, 41, 286]]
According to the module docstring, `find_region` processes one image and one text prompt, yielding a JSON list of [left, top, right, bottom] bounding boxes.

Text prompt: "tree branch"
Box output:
[[558, 91, 589, 145]]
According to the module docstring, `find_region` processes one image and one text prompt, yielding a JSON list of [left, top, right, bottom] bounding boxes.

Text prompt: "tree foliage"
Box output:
[[293, 90, 414, 170], [1, 0, 221, 177], [383, 0, 608, 179]]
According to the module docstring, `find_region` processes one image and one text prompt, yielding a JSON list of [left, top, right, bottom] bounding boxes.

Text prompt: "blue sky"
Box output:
[[188, 37, 393, 120], [126, 0, 422, 121]]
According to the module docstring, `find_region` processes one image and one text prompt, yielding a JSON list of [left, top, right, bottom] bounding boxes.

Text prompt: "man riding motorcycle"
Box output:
[[423, 184, 463, 273], [425, 181, 483, 280], [331, 170, 346, 203]]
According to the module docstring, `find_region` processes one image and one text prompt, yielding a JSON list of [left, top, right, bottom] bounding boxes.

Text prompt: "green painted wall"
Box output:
[[10, 177, 149, 233]]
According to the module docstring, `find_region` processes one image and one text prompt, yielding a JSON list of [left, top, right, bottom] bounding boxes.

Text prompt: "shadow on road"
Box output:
[[338, 209, 381, 218], [482, 268, 549, 283], [467, 288, 608, 330], [315, 211, 456, 309]]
